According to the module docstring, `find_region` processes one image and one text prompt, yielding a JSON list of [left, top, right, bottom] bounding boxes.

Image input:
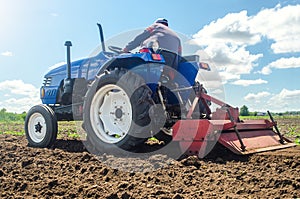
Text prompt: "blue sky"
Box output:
[[0, 0, 300, 113]]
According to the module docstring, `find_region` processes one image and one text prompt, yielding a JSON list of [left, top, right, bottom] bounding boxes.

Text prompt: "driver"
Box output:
[[122, 18, 182, 67]]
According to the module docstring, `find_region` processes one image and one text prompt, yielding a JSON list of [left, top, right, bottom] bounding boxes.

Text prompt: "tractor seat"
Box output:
[[157, 49, 180, 70]]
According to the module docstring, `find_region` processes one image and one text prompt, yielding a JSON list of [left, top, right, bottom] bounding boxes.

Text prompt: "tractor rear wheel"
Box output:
[[25, 104, 58, 147], [83, 68, 154, 155]]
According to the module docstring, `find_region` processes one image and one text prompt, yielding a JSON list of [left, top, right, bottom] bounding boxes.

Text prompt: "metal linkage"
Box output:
[[157, 82, 166, 111], [267, 111, 285, 144], [225, 107, 246, 151]]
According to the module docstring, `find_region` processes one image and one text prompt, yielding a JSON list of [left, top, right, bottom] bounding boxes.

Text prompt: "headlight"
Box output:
[[40, 87, 45, 98]]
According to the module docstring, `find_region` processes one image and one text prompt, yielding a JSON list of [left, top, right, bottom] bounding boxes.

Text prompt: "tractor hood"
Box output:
[[45, 59, 84, 77], [44, 52, 113, 79]]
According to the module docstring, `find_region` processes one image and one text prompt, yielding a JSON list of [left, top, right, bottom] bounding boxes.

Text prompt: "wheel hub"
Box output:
[[115, 108, 123, 119], [35, 122, 42, 133]]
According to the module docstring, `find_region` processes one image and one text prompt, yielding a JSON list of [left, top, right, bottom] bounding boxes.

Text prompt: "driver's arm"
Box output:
[[122, 26, 153, 52]]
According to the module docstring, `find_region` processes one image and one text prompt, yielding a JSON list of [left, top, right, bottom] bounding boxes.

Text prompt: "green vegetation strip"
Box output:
[[0, 109, 299, 144], [0, 131, 25, 136], [0, 108, 26, 122], [240, 115, 300, 120]]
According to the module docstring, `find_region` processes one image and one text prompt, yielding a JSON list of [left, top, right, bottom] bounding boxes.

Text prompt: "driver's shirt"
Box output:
[[123, 23, 182, 55]]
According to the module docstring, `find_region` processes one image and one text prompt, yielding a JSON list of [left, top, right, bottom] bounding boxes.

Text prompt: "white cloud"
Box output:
[[0, 80, 39, 97], [244, 91, 271, 102], [274, 89, 300, 100], [251, 4, 300, 53], [218, 71, 240, 83], [192, 4, 300, 83], [0, 97, 40, 113], [244, 89, 300, 112], [231, 78, 268, 87], [192, 10, 263, 83], [203, 44, 262, 72], [193, 10, 261, 46], [1, 51, 13, 56], [259, 57, 300, 75], [195, 44, 262, 82], [266, 89, 300, 112], [209, 88, 224, 95], [0, 80, 40, 113]]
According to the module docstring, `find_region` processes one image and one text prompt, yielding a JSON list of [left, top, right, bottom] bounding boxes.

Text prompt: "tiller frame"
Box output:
[[171, 84, 296, 157]]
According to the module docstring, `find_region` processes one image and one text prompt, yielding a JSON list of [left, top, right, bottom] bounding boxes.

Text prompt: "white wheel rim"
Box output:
[[90, 84, 132, 144], [27, 112, 47, 143]]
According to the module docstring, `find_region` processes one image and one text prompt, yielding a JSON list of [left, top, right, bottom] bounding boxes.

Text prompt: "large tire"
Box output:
[[25, 104, 58, 147], [83, 68, 155, 155]]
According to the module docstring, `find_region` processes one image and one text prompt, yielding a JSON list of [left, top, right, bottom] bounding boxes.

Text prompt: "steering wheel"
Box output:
[[108, 45, 123, 54]]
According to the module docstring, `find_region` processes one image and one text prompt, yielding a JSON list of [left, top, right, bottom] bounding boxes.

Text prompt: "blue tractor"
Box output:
[[25, 24, 294, 157]]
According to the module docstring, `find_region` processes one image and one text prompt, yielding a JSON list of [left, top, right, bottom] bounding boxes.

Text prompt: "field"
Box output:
[[0, 117, 300, 198]]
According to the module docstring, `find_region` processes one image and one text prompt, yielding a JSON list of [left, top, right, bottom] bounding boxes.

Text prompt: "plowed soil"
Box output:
[[1, 120, 300, 198]]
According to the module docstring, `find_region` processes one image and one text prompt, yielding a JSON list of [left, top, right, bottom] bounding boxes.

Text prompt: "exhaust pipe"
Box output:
[[62, 41, 73, 105], [97, 23, 106, 52], [64, 41, 72, 79]]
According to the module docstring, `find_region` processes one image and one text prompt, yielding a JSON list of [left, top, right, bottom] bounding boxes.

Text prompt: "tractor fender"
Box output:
[[96, 54, 165, 76]]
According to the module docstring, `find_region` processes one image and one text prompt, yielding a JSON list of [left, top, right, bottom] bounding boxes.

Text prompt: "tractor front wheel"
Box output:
[[25, 104, 58, 147]]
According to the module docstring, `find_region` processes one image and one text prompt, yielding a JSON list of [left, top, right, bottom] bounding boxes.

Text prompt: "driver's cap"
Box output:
[[155, 18, 168, 26]]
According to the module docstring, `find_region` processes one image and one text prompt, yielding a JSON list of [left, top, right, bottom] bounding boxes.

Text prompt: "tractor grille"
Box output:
[[43, 77, 52, 86]]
